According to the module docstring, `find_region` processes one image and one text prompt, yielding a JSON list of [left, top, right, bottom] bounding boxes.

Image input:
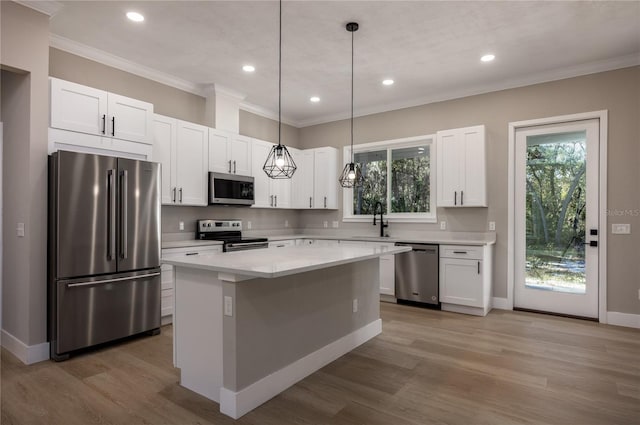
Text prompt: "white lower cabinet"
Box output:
[[161, 244, 223, 323], [439, 244, 493, 316]]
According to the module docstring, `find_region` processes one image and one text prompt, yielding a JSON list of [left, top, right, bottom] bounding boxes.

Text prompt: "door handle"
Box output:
[[102, 114, 106, 134], [111, 116, 115, 136], [233, 160, 236, 174], [179, 187, 183, 203], [107, 169, 116, 260], [228, 160, 232, 173], [585, 241, 598, 247], [172, 187, 176, 203], [120, 169, 128, 260]]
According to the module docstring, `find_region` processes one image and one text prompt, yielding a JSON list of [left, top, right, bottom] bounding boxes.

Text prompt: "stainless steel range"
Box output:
[[196, 219, 268, 252]]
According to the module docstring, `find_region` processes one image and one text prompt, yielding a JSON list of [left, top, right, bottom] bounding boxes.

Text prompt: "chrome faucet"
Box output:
[[372, 201, 388, 237]]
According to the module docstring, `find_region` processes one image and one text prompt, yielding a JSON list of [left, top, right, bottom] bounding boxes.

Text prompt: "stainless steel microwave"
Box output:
[[208, 172, 255, 206]]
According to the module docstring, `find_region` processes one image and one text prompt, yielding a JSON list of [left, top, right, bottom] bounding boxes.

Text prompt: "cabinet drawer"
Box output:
[[162, 245, 222, 257], [440, 245, 483, 260]]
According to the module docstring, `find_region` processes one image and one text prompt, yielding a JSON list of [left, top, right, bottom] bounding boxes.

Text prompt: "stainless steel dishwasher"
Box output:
[[394, 243, 439, 306]]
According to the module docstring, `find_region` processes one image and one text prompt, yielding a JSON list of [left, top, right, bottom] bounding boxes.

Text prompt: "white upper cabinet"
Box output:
[[291, 149, 314, 208], [50, 78, 153, 144], [154, 114, 208, 206], [250, 139, 292, 208], [436, 125, 487, 207], [208, 128, 252, 176], [313, 147, 338, 209]]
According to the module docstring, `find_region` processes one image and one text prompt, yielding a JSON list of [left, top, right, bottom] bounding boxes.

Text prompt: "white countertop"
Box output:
[[265, 233, 496, 245], [162, 244, 411, 279]]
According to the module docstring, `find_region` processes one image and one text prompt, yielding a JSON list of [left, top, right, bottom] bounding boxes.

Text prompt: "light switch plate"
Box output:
[[489, 221, 496, 231], [323, 221, 328, 228], [17, 222, 25, 237], [332, 221, 339, 228], [352, 298, 358, 313], [612, 224, 631, 234], [247, 221, 252, 230], [440, 221, 446, 230], [179, 221, 184, 231]]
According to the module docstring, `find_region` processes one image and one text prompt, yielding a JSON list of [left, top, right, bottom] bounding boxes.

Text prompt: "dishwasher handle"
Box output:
[[395, 242, 439, 255]]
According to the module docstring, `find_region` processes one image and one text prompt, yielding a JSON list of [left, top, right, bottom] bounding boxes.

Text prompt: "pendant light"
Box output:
[[263, 0, 297, 179], [339, 22, 364, 188]]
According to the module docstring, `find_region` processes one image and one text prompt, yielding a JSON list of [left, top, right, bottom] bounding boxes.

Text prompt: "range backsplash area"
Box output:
[[161, 205, 301, 234]]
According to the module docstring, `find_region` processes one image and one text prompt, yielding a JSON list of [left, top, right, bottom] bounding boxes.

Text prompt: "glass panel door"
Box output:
[[515, 120, 599, 318]]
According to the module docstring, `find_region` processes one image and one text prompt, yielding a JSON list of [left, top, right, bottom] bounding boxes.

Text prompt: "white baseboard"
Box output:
[[492, 297, 511, 310], [607, 311, 640, 329], [219, 319, 382, 419], [1, 329, 50, 364]]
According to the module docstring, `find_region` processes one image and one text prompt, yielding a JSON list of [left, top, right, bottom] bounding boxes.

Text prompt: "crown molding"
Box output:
[[13, 0, 64, 17], [296, 52, 640, 127], [49, 34, 205, 96], [239, 101, 298, 128]]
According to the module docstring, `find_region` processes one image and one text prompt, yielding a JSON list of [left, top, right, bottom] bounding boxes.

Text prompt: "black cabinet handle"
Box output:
[[461, 191, 464, 206], [111, 116, 115, 136], [454, 191, 457, 206], [179, 187, 183, 203], [309, 197, 312, 208], [478, 261, 480, 274], [453, 251, 467, 254], [102, 114, 106, 134], [185, 252, 198, 256], [172, 187, 176, 203]]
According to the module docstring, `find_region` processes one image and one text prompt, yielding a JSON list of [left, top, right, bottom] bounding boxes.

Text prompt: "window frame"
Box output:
[[342, 134, 437, 223]]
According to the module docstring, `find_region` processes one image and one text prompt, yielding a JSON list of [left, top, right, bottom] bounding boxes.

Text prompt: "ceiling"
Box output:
[[39, 1, 640, 127]]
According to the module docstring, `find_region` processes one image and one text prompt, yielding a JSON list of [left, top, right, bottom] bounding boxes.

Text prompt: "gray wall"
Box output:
[[1, 2, 50, 345], [299, 67, 640, 314]]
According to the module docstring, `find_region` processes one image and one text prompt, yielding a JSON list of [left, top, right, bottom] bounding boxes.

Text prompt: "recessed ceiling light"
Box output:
[[242, 65, 255, 73], [310, 96, 320, 103], [126, 12, 144, 22], [382, 79, 394, 86], [481, 54, 495, 62]]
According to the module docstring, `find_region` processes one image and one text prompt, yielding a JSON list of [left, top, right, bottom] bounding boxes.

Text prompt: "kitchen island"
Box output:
[[162, 243, 411, 419]]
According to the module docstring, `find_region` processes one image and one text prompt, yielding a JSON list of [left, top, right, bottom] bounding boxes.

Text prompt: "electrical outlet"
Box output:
[[17, 223, 25, 237], [638, 289, 640, 300], [440, 221, 446, 230], [332, 221, 339, 228], [224, 296, 233, 317], [612, 224, 631, 234], [352, 298, 358, 313], [323, 221, 328, 228], [285, 220, 289, 228], [247, 221, 252, 230], [489, 221, 496, 231], [179, 221, 184, 231]]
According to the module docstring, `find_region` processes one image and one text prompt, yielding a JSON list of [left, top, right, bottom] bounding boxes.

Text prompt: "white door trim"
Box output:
[[507, 110, 608, 323]]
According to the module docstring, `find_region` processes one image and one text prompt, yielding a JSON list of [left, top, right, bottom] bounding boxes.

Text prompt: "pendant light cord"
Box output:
[[278, 0, 282, 148], [350, 27, 354, 162]]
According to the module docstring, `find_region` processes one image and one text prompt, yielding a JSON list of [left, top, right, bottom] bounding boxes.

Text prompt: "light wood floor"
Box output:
[[2, 303, 639, 424]]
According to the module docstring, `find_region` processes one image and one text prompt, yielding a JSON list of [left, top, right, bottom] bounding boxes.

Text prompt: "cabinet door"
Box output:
[[379, 254, 395, 296], [107, 93, 153, 143], [153, 115, 177, 205], [313, 148, 338, 209], [271, 178, 291, 208], [251, 140, 273, 208], [231, 134, 253, 176], [50, 78, 107, 136], [436, 129, 462, 207], [175, 120, 208, 205], [292, 150, 315, 208], [439, 258, 483, 307], [208, 128, 232, 173], [460, 126, 487, 207]]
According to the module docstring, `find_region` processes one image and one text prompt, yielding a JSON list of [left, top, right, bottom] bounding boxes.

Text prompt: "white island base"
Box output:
[[166, 245, 408, 419]]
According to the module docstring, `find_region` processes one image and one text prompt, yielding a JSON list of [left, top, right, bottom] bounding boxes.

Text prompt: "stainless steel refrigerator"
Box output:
[[48, 150, 161, 361]]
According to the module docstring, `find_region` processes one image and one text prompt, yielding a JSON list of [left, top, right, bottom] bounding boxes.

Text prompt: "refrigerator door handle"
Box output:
[[107, 169, 116, 261], [66, 272, 161, 288], [120, 169, 128, 260]]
